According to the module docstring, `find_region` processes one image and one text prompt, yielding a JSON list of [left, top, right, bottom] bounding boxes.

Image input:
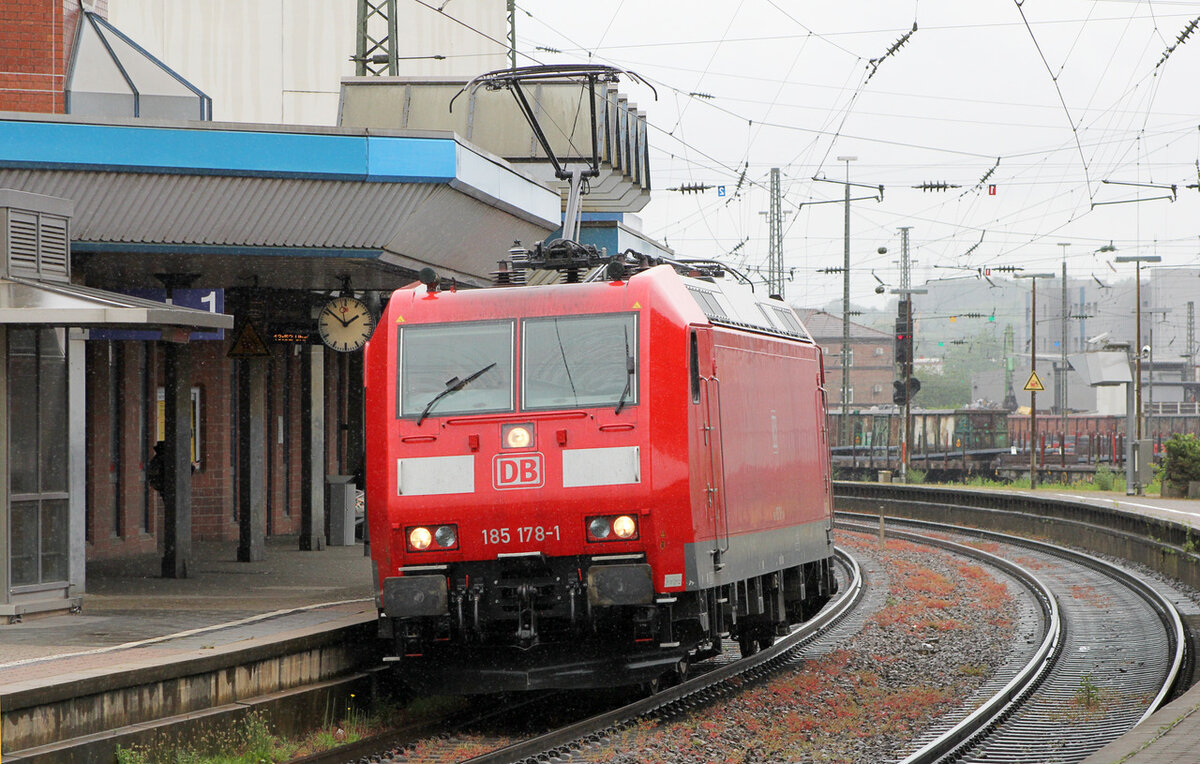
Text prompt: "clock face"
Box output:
[[317, 296, 376, 352]]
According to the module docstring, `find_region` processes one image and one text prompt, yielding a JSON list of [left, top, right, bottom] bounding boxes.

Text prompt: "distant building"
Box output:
[[797, 309, 894, 408], [913, 356, 944, 376]]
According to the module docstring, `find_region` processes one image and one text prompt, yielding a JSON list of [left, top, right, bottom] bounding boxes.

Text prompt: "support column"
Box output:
[[300, 344, 325, 551], [0, 328, 8, 605], [68, 329, 87, 597], [237, 358, 267, 562], [161, 342, 193, 578]]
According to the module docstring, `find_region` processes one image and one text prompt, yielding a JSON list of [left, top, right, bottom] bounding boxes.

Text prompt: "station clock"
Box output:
[[317, 296, 375, 352]]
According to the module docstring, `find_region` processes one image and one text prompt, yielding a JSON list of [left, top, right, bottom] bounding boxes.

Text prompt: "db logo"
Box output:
[[493, 453, 544, 489]]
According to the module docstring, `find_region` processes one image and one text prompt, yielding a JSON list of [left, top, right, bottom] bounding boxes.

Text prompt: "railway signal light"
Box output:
[[894, 299, 917, 403], [892, 376, 921, 405], [894, 318, 912, 366]]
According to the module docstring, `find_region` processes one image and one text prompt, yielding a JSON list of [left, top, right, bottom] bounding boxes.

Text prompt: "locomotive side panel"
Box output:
[[683, 327, 831, 591]]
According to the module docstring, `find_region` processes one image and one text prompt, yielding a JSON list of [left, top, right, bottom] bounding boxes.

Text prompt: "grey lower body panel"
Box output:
[[683, 517, 832, 590]]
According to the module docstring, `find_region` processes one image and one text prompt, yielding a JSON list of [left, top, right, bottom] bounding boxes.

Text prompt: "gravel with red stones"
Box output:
[[595, 532, 1021, 764]]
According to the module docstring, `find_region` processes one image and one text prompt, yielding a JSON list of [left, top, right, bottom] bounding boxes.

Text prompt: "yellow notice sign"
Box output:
[[227, 321, 271, 358], [1023, 371, 1045, 392]]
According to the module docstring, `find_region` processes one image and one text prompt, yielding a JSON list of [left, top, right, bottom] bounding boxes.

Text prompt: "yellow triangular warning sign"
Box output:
[[1023, 371, 1045, 392], [228, 321, 272, 358]]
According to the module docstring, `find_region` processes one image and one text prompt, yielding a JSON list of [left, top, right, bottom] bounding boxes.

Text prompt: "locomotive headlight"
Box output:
[[612, 515, 637, 539], [434, 524, 458, 548], [588, 517, 612, 540], [408, 526, 433, 551], [407, 524, 457, 551], [502, 423, 534, 449], [586, 514, 640, 542]]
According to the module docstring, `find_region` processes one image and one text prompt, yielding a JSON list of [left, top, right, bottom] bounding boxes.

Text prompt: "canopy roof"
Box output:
[[0, 275, 232, 329], [0, 116, 561, 289]]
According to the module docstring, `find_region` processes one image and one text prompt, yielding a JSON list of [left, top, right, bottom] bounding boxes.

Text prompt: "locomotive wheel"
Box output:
[[738, 631, 759, 657], [671, 657, 690, 685]]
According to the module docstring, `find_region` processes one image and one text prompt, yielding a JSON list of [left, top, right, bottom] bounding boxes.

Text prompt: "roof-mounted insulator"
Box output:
[[492, 259, 525, 286]]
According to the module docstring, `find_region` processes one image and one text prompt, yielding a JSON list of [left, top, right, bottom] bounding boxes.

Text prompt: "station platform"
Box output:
[[1084, 682, 1200, 763], [0, 536, 378, 760], [0, 535, 375, 671], [1028, 488, 1200, 530]]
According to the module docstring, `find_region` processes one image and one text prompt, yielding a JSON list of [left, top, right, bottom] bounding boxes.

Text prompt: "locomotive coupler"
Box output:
[[566, 580, 582, 626], [452, 585, 466, 635], [515, 583, 539, 647]]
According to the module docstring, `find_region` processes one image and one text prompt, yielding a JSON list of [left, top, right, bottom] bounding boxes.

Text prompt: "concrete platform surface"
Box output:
[[0, 536, 376, 693], [1083, 679, 1200, 763]]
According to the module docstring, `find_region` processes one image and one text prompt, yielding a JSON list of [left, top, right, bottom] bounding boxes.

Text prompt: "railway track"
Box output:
[[299, 548, 864, 764], [837, 514, 1186, 763], [296, 516, 1184, 764]]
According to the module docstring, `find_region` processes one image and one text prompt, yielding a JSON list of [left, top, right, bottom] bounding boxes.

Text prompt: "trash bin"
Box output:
[[878, 470, 892, 484], [326, 475, 357, 546]]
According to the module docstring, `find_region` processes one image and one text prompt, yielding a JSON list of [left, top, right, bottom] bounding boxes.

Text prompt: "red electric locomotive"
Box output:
[[363, 251, 837, 692]]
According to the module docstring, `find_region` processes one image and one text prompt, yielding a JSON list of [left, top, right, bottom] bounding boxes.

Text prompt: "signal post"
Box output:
[[891, 287, 926, 481], [1016, 272, 1056, 489]]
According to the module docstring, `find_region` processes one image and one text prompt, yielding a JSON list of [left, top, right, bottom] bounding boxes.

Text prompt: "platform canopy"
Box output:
[[0, 116, 562, 290], [0, 276, 231, 330], [0, 188, 232, 332]]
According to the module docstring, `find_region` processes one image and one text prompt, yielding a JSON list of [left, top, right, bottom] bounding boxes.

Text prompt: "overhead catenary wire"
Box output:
[[440, 1, 1200, 305]]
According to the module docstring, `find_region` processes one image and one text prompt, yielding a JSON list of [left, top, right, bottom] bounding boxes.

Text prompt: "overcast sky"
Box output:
[[503, 1, 1200, 310]]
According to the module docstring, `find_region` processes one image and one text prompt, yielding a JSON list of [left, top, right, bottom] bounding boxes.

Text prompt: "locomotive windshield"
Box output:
[[397, 321, 514, 418], [522, 313, 638, 411], [396, 314, 639, 418]]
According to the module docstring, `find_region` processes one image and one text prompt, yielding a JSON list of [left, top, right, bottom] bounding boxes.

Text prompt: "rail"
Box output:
[[463, 548, 864, 764], [839, 512, 1185, 762]]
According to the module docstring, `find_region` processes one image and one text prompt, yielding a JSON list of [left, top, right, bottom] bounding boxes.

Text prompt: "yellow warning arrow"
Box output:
[[1023, 371, 1045, 392]]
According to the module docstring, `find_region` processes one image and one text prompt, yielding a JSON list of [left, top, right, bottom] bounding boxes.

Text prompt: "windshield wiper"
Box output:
[[416, 362, 497, 425], [614, 327, 635, 415]]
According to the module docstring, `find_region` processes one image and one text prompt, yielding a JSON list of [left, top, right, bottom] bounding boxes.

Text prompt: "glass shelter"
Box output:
[[0, 189, 232, 620]]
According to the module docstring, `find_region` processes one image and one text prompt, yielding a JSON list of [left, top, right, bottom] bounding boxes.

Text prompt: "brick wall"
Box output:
[[84, 336, 353, 560], [0, 0, 109, 113], [823, 339, 897, 406], [266, 349, 303, 535], [0, 0, 65, 113], [85, 341, 158, 559], [86, 340, 241, 557], [191, 343, 237, 540]]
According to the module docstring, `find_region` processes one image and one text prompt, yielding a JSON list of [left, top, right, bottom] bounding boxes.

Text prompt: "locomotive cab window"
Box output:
[[397, 321, 514, 419], [522, 313, 638, 411]]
